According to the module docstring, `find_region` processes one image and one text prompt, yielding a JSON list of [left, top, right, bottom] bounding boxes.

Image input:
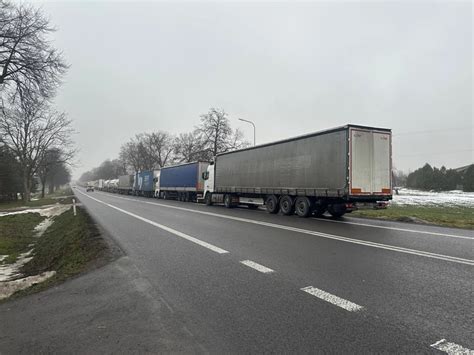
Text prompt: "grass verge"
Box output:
[[0, 213, 45, 264], [8, 206, 108, 299], [47, 187, 73, 198], [351, 205, 473, 229]]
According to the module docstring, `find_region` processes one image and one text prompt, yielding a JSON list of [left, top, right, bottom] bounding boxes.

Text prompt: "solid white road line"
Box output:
[[91, 192, 474, 266], [301, 286, 363, 312], [240, 260, 274, 273], [430, 339, 474, 354], [76, 190, 229, 254], [313, 217, 474, 241]]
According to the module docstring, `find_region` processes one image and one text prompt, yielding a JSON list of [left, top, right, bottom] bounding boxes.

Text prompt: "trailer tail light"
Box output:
[[351, 188, 362, 194], [381, 188, 391, 194], [345, 203, 356, 211]]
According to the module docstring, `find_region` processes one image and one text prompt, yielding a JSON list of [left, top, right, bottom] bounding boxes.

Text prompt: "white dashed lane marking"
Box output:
[[240, 260, 274, 273], [430, 339, 474, 354], [301, 286, 364, 312]]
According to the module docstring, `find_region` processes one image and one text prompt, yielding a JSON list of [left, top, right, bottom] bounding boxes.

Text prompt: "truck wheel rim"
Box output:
[[297, 202, 306, 214]]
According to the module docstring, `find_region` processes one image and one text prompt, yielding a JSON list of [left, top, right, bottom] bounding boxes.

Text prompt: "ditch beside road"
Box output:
[[0, 200, 113, 301]]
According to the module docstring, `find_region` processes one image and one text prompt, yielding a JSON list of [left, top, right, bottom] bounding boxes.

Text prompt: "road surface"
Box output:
[[1, 187, 472, 353]]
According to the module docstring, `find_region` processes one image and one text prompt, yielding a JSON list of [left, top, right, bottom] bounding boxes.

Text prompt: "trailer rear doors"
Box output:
[[349, 128, 391, 196]]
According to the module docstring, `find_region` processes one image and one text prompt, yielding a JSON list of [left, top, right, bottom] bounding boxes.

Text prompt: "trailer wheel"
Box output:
[[205, 193, 213, 206], [280, 195, 294, 215], [295, 197, 312, 217], [328, 203, 346, 218], [224, 194, 234, 208], [265, 195, 280, 214]]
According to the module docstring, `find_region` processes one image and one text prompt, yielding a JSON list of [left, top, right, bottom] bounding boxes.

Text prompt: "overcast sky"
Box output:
[[37, 1, 472, 178]]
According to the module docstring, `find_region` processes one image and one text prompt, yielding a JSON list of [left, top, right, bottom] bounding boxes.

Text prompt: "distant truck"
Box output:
[[118, 174, 134, 194], [202, 124, 392, 217], [133, 170, 158, 198], [155, 161, 209, 202]]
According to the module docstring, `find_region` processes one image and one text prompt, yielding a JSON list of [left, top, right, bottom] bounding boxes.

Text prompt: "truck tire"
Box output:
[[162, 192, 168, 200], [328, 203, 346, 218], [205, 193, 213, 206], [224, 194, 233, 208], [295, 197, 312, 217], [280, 195, 294, 215], [265, 195, 280, 214]]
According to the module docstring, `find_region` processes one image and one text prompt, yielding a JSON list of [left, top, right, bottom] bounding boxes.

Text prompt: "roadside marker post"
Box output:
[[73, 198, 77, 216]]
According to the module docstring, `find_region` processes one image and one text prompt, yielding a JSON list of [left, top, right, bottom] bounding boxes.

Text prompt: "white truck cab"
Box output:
[[203, 163, 215, 196], [153, 170, 161, 198]]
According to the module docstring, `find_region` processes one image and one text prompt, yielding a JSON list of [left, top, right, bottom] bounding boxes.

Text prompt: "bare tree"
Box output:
[[146, 131, 174, 167], [119, 135, 147, 172], [119, 131, 174, 171], [0, 99, 74, 201], [0, 1, 68, 103], [37, 148, 60, 197], [196, 108, 250, 158], [48, 161, 70, 193], [173, 131, 208, 163]]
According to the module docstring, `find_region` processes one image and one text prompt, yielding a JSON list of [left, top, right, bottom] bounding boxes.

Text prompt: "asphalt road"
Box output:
[[1, 187, 473, 353]]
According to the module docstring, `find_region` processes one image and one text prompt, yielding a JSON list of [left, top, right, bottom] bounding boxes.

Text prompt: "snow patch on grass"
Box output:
[[392, 189, 474, 207], [0, 271, 56, 300], [0, 249, 34, 282], [0, 204, 70, 299], [0, 204, 70, 218], [34, 218, 54, 237]]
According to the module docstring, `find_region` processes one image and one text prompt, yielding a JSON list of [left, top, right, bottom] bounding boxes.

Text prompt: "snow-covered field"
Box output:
[[391, 189, 474, 207]]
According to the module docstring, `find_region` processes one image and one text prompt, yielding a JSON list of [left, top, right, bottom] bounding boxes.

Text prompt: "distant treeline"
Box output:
[[396, 163, 474, 192]]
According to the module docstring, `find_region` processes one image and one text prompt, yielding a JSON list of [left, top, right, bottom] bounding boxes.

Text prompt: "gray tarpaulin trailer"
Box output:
[[118, 174, 134, 195], [203, 124, 392, 217]]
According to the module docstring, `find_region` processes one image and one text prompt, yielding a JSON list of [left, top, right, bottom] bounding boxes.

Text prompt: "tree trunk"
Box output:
[[23, 173, 31, 202], [40, 176, 46, 198]]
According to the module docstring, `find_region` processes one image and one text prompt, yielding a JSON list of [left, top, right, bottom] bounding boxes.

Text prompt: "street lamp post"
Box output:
[[238, 118, 256, 146]]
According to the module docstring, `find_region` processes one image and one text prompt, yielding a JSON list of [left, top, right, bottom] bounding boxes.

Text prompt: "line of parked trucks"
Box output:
[[84, 125, 393, 218]]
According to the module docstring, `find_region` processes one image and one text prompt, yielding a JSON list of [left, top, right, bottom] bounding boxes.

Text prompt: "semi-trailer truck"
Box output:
[[133, 170, 157, 197], [202, 124, 392, 217], [118, 174, 134, 194], [155, 161, 209, 202]]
